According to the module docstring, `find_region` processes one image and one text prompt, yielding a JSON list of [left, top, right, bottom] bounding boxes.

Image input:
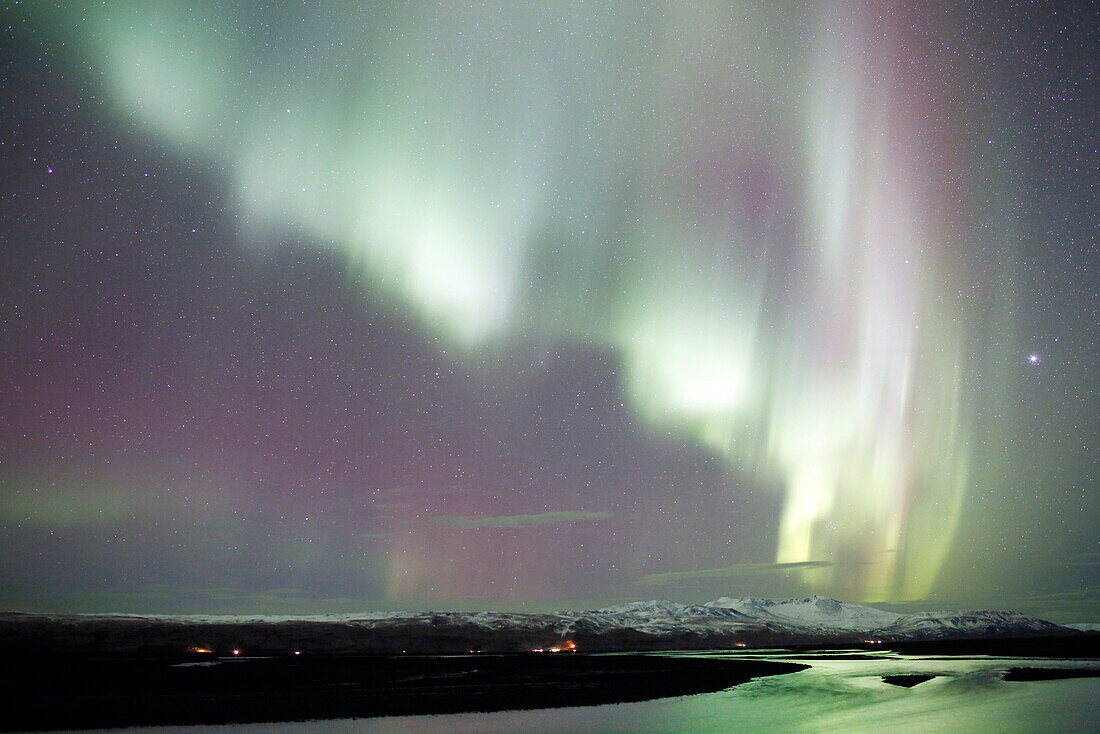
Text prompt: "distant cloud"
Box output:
[[0, 583, 394, 616], [635, 561, 834, 586], [0, 484, 139, 527], [1024, 585, 1100, 602], [1060, 553, 1100, 568], [1013, 586, 1100, 625], [433, 511, 613, 530]]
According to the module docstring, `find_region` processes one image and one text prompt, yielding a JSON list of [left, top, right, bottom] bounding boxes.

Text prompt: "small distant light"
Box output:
[[232, 649, 241, 656], [294, 650, 301, 655], [1028, 354, 1040, 365]]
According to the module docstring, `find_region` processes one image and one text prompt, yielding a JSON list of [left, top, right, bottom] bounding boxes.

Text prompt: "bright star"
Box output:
[[1028, 354, 1040, 365]]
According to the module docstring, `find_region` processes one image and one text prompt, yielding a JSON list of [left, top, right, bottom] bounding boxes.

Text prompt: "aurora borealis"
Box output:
[[1, 2, 1095, 619]]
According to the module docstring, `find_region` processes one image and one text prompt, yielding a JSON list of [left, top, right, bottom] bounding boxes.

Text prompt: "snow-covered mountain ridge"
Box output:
[[577, 596, 1075, 639], [1, 596, 1083, 655], [699, 595, 901, 631]]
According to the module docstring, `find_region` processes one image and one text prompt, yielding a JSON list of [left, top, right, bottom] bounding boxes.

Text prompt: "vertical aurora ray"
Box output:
[[762, 2, 971, 599], [605, 2, 974, 600], [15, 1, 989, 602]]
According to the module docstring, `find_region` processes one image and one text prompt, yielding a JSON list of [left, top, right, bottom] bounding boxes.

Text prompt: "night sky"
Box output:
[[1, 2, 1095, 621]]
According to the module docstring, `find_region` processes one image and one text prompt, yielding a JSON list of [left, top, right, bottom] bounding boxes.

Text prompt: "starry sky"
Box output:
[[1, 1, 1095, 621]]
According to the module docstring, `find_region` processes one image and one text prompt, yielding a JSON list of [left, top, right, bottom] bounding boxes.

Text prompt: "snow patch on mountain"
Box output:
[[594, 600, 697, 617]]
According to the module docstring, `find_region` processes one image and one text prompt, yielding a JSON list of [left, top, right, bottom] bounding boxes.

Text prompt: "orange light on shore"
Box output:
[[187, 646, 213, 654], [536, 640, 578, 653]]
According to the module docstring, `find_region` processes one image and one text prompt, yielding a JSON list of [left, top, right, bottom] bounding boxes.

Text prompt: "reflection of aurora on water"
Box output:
[[19, 1, 1003, 602]]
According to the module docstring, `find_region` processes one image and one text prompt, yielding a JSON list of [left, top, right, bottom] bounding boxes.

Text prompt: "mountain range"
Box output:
[[0, 596, 1086, 656]]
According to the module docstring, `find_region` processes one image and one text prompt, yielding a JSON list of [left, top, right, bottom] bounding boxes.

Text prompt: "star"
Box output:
[[1028, 354, 1041, 365]]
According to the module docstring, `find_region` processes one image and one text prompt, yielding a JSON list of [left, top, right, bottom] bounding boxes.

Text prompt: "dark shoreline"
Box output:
[[2, 653, 808, 732]]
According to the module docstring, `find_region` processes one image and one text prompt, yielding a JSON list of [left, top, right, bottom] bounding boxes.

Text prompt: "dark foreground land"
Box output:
[[1002, 666, 1100, 682], [2, 653, 808, 732]]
